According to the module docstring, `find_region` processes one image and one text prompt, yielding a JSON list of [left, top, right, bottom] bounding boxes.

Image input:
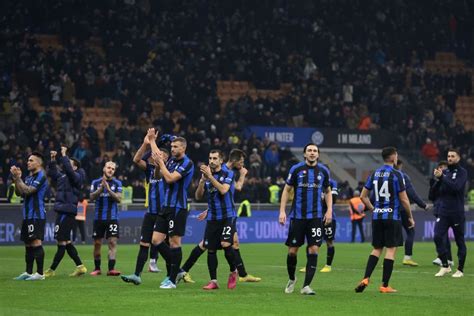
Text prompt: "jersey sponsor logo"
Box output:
[[298, 183, 321, 188], [373, 207, 393, 213]]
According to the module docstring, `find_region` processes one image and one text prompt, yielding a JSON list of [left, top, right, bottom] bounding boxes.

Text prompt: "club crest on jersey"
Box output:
[[317, 175, 322, 180], [220, 177, 224, 182], [111, 185, 116, 190]]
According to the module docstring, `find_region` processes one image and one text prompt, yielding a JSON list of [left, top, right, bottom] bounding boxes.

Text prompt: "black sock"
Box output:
[[169, 247, 182, 284], [304, 253, 318, 287], [50, 245, 66, 270], [208, 251, 218, 280], [108, 259, 116, 271], [25, 247, 34, 274], [234, 249, 248, 277], [33, 246, 45, 275], [327, 246, 335, 266], [94, 257, 101, 271], [287, 254, 297, 281], [181, 245, 205, 272], [364, 255, 379, 279], [135, 245, 149, 276], [382, 259, 394, 287], [149, 245, 159, 261], [223, 246, 237, 272], [156, 242, 172, 262], [66, 243, 82, 266]]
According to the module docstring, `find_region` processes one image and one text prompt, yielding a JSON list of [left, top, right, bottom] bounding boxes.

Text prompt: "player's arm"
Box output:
[[405, 174, 427, 209], [201, 166, 230, 195], [47, 151, 60, 181], [89, 181, 103, 201], [279, 184, 292, 225], [360, 188, 374, 211], [10, 166, 41, 196], [438, 169, 467, 192], [399, 190, 414, 228], [234, 167, 248, 191], [133, 130, 153, 170], [59, 147, 82, 187], [103, 179, 122, 203], [323, 186, 333, 224], [428, 178, 441, 202], [195, 177, 206, 200]]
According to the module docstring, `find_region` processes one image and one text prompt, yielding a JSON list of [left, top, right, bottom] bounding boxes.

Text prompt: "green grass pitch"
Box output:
[[0, 242, 472, 315]]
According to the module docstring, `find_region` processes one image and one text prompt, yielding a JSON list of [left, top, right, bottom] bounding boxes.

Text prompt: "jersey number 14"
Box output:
[[373, 180, 391, 201]]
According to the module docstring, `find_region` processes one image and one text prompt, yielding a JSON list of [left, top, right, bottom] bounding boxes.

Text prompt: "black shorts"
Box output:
[[285, 218, 323, 248], [153, 207, 188, 237], [323, 220, 336, 241], [21, 219, 46, 242], [372, 219, 403, 248], [93, 220, 120, 239], [140, 213, 158, 243], [54, 213, 76, 242], [203, 218, 236, 251]]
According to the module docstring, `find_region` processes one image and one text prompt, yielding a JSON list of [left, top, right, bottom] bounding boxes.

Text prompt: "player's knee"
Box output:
[[140, 242, 150, 247], [221, 241, 232, 248], [198, 240, 206, 250], [307, 245, 318, 254], [327, 240, 334, 247], [151, 232, 164, 245], [31, 239, 42, 247], [170, 236, 181, 248], [288, 247, 298, 256]]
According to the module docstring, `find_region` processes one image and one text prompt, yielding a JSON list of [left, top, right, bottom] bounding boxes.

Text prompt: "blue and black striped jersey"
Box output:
[[163, 155, 194, 210], [322, 178, 338, 219], [90, 178, 123, 220], [23, 170, 48, 220], [286, 162, 331, 219], [364, 165, 406, 220], [205, 168, 236, 220]]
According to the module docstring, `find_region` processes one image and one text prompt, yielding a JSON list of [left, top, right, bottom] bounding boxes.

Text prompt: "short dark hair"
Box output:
[[229, 149, 246, 162], [381, 147, 397, 161], [172, 137, 187, 147], [70, 157, 81, 169], [438, 160, 448, 167], [159, 147, 170, 157], [447, 148, 460, 156], [210, 149, 224, 159], [303, 143, 318, 153], [30, 151, 44, 162]]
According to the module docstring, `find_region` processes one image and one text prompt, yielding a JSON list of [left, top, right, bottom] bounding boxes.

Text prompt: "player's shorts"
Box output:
[[154, 207, 188, 237], [54, 213, 76, 241], [93, 220, 120, 239], [372, 219, 403, 248], [140, 213, 158, 243], [323, 219, 337, 241], [203, 218, 236, 251], [20, 219, 46, 242], [285, 218, 323, 248]]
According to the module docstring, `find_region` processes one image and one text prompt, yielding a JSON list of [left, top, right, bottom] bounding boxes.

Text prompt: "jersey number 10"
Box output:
[[373, 180, 391, 201]]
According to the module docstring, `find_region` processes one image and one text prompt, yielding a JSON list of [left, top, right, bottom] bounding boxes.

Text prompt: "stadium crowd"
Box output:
[[1, 0, 474, 200]]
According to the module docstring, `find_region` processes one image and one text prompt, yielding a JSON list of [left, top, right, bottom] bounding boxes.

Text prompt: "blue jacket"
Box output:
[[48, 155, 85, 215], [429, 178, 442, 217], [430, 164, 467, 217]]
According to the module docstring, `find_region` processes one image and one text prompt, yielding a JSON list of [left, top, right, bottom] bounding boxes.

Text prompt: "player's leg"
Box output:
[[355, 220, 384, 292], [284, 219, 304, 293], [78, 220, 86, 243], [300, 219, 322, 295], [16, 220, 34, 279], [451, 215, 466, 277], [233, 222, 261, 282], [321, 220, 336, 272], [351, 220, 357, 242], [203, 221, 219, 290], [379, 219, 403, 293], [180, 240, 206, 273], [91, 220, 104, 275], [122, 215, 156, 285], [401, 211, 417, 266], [46, 214, 68, 276], [107, 237, 120, 275], [222, 219, 238, 289], [359, 219, 365, 242], [63, 216, 86, 276], [25, 238, 45, 280], [434, 216, 452, 276]]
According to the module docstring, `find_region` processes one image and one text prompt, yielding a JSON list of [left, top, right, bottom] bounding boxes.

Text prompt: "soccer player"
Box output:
[[195, 149, 238, 290], [11, 152, 48, 281], [355, 147, 414, 293], [178, 149, 261, 283], [89, 161, 122, 276], [149, 129, 194, 289], [395, 159, 429, 266], [429, 161, 453, 267], [432, 149, 467, 278], [45, 146, 87, 277], [279, 143, 333, 295], [299, 177, 338, 273], [121, 130, 170, 285]]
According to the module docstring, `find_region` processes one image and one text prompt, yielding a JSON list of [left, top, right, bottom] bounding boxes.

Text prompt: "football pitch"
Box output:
[[0, 242, 472, 315]]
